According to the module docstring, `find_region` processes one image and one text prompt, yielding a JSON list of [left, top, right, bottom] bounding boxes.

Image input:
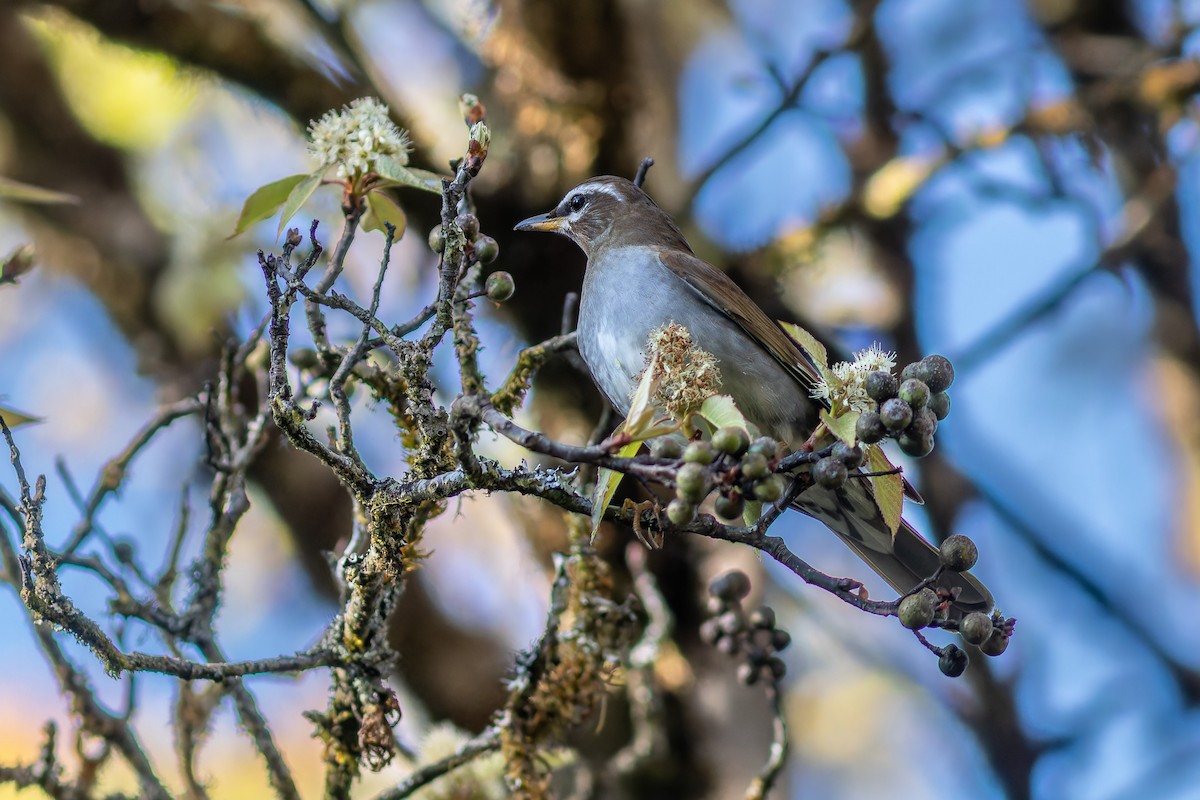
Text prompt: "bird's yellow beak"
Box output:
[[513, 212, 564, 233]]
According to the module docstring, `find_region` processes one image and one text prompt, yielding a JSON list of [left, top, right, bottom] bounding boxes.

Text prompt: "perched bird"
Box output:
[[515, 176, 992, 615]]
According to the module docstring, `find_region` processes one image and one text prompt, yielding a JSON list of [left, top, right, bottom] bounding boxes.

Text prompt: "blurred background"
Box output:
[[2, 0, 1200, 797]]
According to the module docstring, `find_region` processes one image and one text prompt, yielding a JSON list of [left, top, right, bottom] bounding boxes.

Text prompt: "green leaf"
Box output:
[[591, 438, 643, 539], [820, 408, 860, 446], [229, 174, 309, 238], [0, 176, 78, 205], [741, 499, 763, 527], [362, 190, 407, 237], [866, 445, 903, 535], [373, 157, 445, 194], [0, 404, 42, 429], [695, 394, 759, 437], [275, 171, 325, 241], [0, 245, 36, 286], [779, 321, 828, 370]]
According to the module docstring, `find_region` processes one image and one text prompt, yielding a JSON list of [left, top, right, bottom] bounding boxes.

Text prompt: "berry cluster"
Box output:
[[428, 213, 513, 302], [699, 571, 792, 686], [894, 534, 1015, 677], [855, 354, 954, 458], [655, 428, 788, 526]]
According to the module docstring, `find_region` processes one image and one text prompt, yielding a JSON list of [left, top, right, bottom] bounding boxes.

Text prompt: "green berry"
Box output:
[[474, 235, 499, 264], [898, 588, 937, 629], [856, 412, 887, 444], [649, 437, 684, 460], [898, 378, 930, 409], [683, 441, 715, 465], [864, 370, 899, 403], [428, 224, 445, 253], [712, 426, 750, 456], [939, 534, 978, 572], [485, 271, 515, 302], [666, 497, 696, 526], [831, 441, 864, 469], [928, 391, 951, 420], [740, 452, 770, 480], [753, 474, 787, 503], [676, 462, 708, 503], [748, 436, 779, 458], [938, 644, 969, 677], [879, 398, 913, 431], [959, 612, 993, 646], [812, 456, 848, 489]]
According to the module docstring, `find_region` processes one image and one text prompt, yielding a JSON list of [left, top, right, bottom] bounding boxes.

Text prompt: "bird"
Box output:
[[514, 175, 992, 616]]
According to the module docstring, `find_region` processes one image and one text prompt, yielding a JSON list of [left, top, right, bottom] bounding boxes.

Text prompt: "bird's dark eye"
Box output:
[[568, 193, 587, 212]]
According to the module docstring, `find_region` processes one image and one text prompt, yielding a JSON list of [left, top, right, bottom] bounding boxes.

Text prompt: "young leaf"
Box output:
[[779, 321, 828, 370], [695, 394, 759, 437], [591, 438, 643, 539], [820, 408, 859, 446], [741, 499, 763, 527], [0, 404, 42, 429], [362, 190, 407, 237], [229, 174, 309, 238], [0, 176, 79, 205], [866, 445, 903, 535], [275, 171, 325, 241], [373, 156, 445, 194], [0, 245, 36, 286]]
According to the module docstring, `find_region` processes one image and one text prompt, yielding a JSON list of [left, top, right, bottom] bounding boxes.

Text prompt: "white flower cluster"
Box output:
[[812, 343, 896, 413], [307, 97, 411, 180]]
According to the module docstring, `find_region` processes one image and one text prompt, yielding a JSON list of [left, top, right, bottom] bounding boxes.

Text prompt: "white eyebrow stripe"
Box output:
[[568, 180, 627, 204]]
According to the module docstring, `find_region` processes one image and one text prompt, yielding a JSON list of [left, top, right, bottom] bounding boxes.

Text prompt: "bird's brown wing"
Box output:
[[657, 248, 824, 397]]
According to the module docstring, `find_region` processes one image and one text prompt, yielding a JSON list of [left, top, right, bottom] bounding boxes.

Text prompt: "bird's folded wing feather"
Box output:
[[657, 248, 824, 396]]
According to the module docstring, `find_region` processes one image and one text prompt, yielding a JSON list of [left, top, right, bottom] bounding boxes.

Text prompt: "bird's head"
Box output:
[[514, 176, 690, 257]]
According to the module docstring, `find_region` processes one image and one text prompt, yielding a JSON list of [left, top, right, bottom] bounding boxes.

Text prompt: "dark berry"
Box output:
[[710, 570, 752, 601], [938, 644, 969, 677], [879, 398, 913, 431], [832, 441, 864, 469], [939, 534, 978, 572], [454, 212, 480, 239], [813, 456, 848, 489], [474, 235, 499, 263], [864, 370, 899, 403], [898, 431, 934, 458], [928, 391, 951, 420], [856, 412, 887, 444]]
